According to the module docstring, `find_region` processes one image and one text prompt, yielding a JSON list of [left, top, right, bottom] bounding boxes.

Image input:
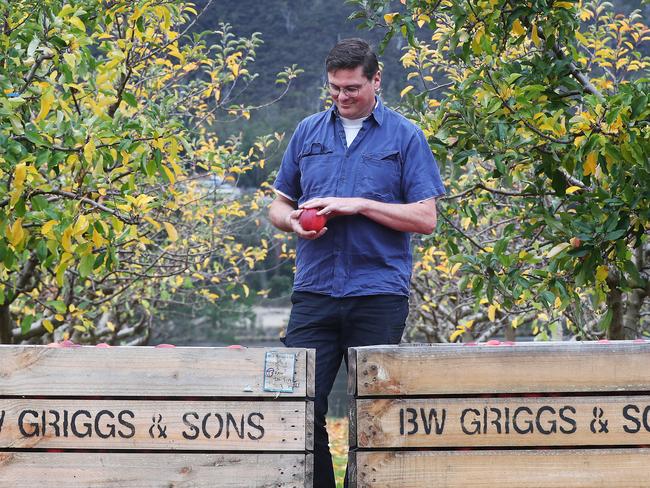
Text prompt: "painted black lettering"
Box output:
[[623, 405, 641, 434], [420, 408, 446, 435], [399, 408, 405, 435], [513, 407, 533, 434], [71, 410, 92, 438], [95, 410, 116, 439], [559, 406, 577, 434], [117, 410, 135, 439], [0, 410, 5, 433], [41, 410, 46, 437], [63, 410, 69, 437], [489, 408, 502, 434], [18, 410, 39, 437], [643, 406, 650, 432], [247, 412, 265, 440], [226, 413, 245, 439], [536, 406, 557, 435], [405, 408, 418, 435], [201, 413, 211, 439], [504, 407, 511, 434], [182, 412, 200, 440], [212, 413, 224, 439], [460, 408, 481, 435], [47, 410, 61, 437]]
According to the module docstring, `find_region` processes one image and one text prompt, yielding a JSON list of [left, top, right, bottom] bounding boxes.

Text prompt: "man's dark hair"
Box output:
[[326, 38, 379, 80]]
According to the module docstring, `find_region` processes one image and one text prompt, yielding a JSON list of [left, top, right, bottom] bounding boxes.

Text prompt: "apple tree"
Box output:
[[0, 0, 300, 344], [351, 0, 649, 341]]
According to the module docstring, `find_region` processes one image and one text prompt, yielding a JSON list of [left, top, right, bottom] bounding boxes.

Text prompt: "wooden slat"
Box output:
[[305, 400, 314, 451], [306, 348, 316, 398], [0, 452, 310, 487], [351, 449, 650, 488], [0, 345, 313, 397], [354, 396, 650, 448], [353, 341, 650, 396], [0, 399, 310, 451], [347, 347, 358, 395]]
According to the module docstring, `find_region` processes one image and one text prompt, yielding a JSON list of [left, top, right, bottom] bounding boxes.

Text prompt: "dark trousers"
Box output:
[[282, 291, 409, 488]]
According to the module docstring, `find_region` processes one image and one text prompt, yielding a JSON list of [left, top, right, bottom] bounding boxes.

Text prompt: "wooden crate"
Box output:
[[347, 340, 650, 487], [0, 345, 315, 487]]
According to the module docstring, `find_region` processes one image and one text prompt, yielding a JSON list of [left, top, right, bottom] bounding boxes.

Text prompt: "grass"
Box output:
[[327, 416, 349, 488]]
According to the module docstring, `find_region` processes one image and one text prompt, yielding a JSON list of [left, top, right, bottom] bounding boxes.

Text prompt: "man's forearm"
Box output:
[[359, 199, 437, 234], [301, 196, 437, 235], [269, 198, 295, 232]]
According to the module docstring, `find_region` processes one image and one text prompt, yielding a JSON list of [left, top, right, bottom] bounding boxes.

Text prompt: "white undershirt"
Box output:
[[340, 115, 365, 147]]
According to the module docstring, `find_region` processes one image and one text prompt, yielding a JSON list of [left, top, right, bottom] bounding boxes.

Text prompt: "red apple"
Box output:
[[299, 208, 327, 232]]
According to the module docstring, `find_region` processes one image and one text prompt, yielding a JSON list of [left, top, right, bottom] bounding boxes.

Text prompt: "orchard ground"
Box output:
[[328, 417, 348, 487]]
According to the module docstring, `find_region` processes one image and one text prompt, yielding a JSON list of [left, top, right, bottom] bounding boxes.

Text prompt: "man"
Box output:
[[268, 38, 445, 487]]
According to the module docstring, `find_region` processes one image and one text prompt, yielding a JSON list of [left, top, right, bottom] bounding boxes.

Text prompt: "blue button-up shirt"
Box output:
[[273, 98, 445, 297]]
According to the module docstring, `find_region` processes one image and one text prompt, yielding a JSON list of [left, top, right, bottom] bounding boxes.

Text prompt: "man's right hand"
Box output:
[[287, 208, 328, 240]]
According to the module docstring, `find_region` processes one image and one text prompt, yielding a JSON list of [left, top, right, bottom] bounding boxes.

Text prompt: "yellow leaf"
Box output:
[[8, 218, 24, 247], [42, 220, 58, 238], [55, 252, 73, 286], [92, 228, 104, 248], [565, 186, 581, 194], [547, 242, 570, 259], [555, 1, 574, 8], [83, 139, 95, 163], [14, 163, 27, 190], [162, 165, 175, 184], [596, 265, 609, 282], [74, 215, 89, 236], [450, 328, 465, 342], [43, 319, 54, 333], [400, 85, 414, 98], [512, 19, 525, 36], [163, 222, 178, 242], [144, 216, 161, 230], [68, 16, 85, 31], [488, 304, 498, 322], [531, 23, 541, 47], [35, 87, 55, 122], [384, 13, 398, 24], [583, 151, 598, 176], [62, 227, 74, 252], [243, 284, 249, 297], [575, 31, 589, 45]]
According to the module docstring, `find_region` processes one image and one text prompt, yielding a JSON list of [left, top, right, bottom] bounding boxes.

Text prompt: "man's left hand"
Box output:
[[301, 197, 365, 218]]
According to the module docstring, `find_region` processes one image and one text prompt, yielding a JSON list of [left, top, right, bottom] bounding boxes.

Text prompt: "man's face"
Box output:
[[327, 66, 381, 120]]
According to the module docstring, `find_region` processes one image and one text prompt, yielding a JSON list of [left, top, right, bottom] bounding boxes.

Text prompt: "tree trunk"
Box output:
[[0, 305, 13, 344], [624, 246, 647, 338], [606, 270, 625, 340], [504, 324, 516, 342]]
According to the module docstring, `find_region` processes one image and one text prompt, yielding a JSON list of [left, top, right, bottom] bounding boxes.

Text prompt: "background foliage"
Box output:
[[351, 0, 649, 341], [0, 0, 300, 344]]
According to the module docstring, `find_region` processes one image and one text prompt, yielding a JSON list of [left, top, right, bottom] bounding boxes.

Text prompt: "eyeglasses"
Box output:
[[327, 80, 369, 98]]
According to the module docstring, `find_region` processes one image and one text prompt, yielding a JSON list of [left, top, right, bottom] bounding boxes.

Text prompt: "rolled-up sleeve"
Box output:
[[401, 128, 446, 203], [273, 123, 304, 202]]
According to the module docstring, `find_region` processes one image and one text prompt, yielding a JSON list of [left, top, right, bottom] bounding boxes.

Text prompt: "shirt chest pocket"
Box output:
[[298, 143, 338, 198], [356, 150, 402, 201]]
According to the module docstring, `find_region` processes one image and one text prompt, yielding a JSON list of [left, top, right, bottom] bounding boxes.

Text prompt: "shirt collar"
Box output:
[[329, 97, 385, 126]]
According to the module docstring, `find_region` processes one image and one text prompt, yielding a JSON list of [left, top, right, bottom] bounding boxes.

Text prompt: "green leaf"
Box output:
[[122, 92, 138, 107], [31, 195, 49, 211], [46, 300, 67, 314], [78, 253, 96, 278], [21, 314, 35, 334]]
